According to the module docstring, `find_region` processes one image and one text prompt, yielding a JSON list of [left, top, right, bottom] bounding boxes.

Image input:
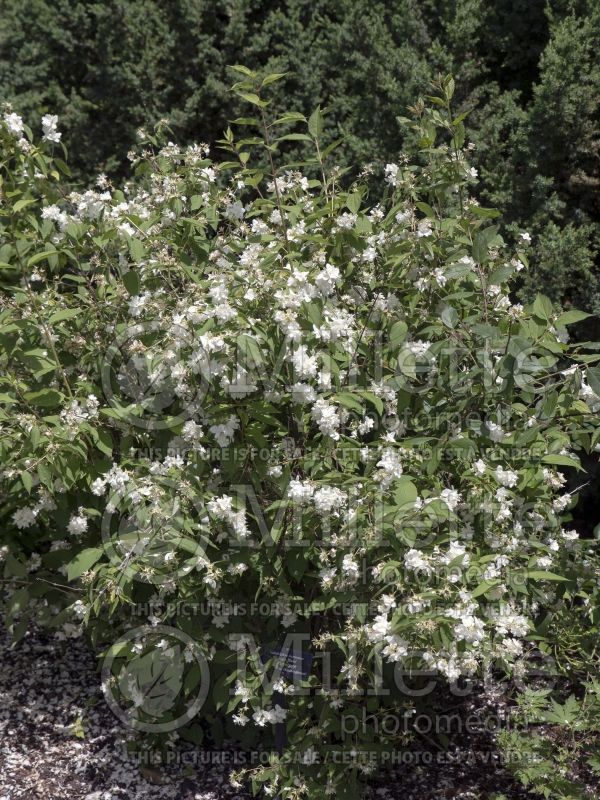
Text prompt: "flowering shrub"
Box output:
[[1, 72, 600, 799]]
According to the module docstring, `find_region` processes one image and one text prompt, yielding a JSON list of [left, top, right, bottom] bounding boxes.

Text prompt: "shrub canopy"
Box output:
[[1, 71, 600, 799]]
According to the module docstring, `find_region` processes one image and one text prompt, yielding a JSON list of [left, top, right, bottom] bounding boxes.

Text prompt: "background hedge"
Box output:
[[1, 0, 599, 313]]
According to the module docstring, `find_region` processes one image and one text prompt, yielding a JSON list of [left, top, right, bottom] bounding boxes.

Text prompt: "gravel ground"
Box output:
[[0, 621, 536, 800]]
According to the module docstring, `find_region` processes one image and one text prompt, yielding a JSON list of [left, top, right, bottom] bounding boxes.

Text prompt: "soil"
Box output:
[[0, 621, 540, 800]]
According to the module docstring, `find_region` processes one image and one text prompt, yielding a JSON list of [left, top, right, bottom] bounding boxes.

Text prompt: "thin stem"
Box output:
[[259, 106, 289, 250]]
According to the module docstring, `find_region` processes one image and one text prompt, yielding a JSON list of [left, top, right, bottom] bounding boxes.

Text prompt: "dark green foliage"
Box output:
[[0, 0, 432, 176], [1, 0, 599, 310]]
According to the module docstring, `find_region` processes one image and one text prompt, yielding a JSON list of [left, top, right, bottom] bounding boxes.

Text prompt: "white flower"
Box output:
[[128, 292, 150, 318], [491, 607, 530, 638], [253, 705, 287, 727], [269, 704, 287, 724], [433, 267, 447, 286], [41, 114, 61, 143], [375, 448, 403, 488], [225, 201, 245, 221], [209, 415, 239, 447], [342, 554, 360, 582], [367, 613, 392, 642], [234, 681, 251, 702], [502, 638, 523, 657], [290, 382, 316, 404], [487, 421, 506, 441], [357, 416, 374, 436], [455, 614, 486, 644], [494, 466, 518, 488], [207, 495, 249, 539], [41, 204, 69, 230], [406, 340, 430, 356], [561, 528, 579, 542], [319, 567, 337, 588], [4, 112, 24, 135], [200, 167, 216, 182], [440, 488, 461, 511], [417, 220, 433, 238], [291, 345, 318, 380], [71, 600, 87, 618], [384, 163, 399, 187], [335, 212, 357, 230], [252, 709, 270, 727], [67, 513, 88, 536], [315, 263, 340, 296], [91, 478, 106, 496], [382, 635, 408, 662], [181, 420, 203, 442], [287, 479, 314, 504], [12, 507, 37, 529], [553, 495, 571, 512], [311, 398, 341, 440], [442, 540, 469, 567], [313, 486, 346, 514], [404, 549, 431, 573], [473, 459, 486, 475]]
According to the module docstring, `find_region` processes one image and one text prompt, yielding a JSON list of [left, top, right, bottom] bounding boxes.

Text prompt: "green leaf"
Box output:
[[20, 470, 33, 493], [532, 294, 553, 321], [308, 106, 324, 139], [357, 390, 384, 415], [273, 113, 307, 125], [555, 309, 591, 326], [37, 462, 53, 488], [470, 206, 501, 220], [128, 238, 145, 263], [24, 388, 63, 407], [393, 477, 418, 508], [261, 72, 288, 87], [119, 648, 184, 718], [27, 250, 58, 267], [346, 192, 362, 214], [4, 553, 27, 578], [123, 270, 140, 296], [587, 366, 600, 397], [229, 64, 255, 77], [92, 428, 113, 456], [334, 392, 364, 414], [471, 579, 500, 598], [54, 158, 71, 177], [13, 197, 37, 213], [237, 334, 263, 367], [472, 225, 499, 263], [49, 308, 80, 323], [441, 305, 459, 328], [6, 586, 29, 622], [416, 202, 436, 219], [389, 320, 408, 349], [67, 547, 104, 581], [527, 570, 569, 582], [274, 133, 312, 143], [239, 92, 269, 108], [541, 454, 581, 469]]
